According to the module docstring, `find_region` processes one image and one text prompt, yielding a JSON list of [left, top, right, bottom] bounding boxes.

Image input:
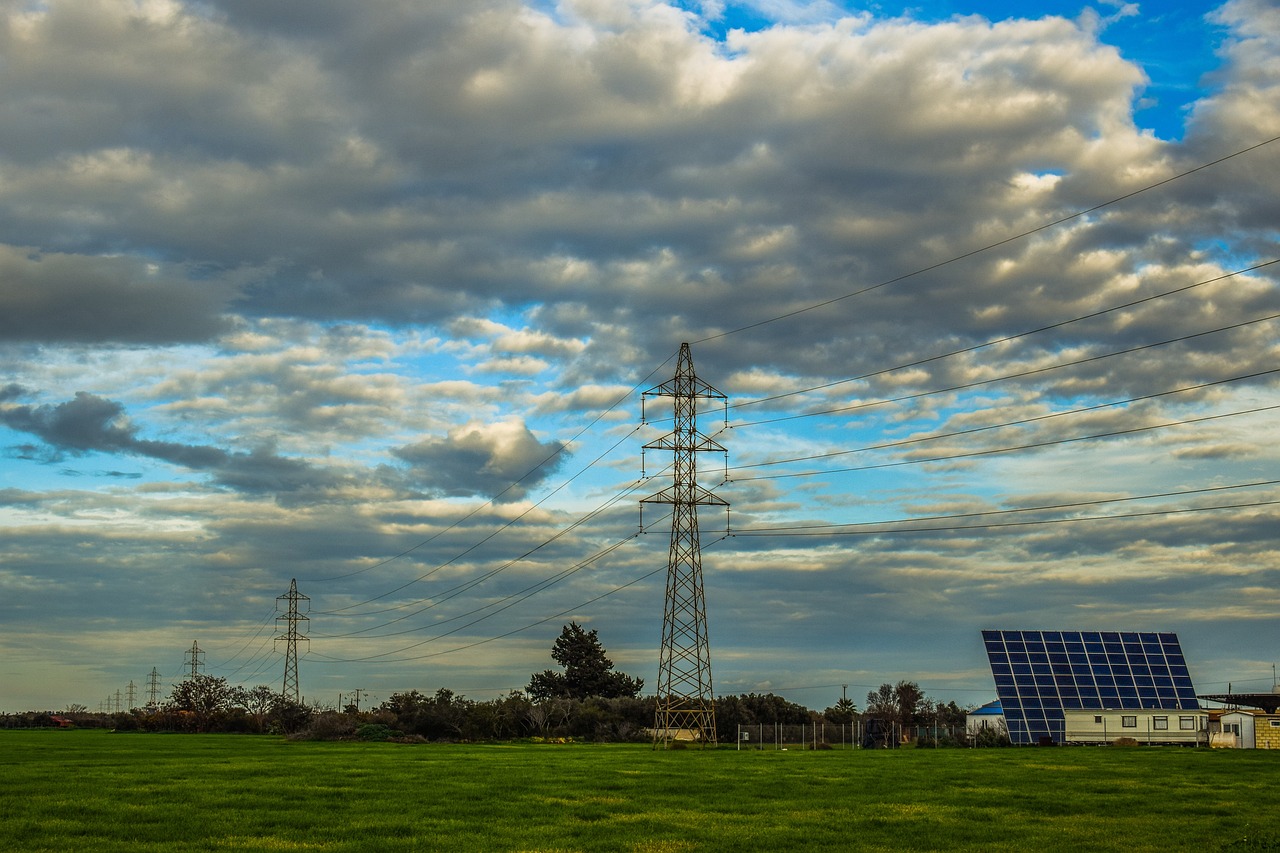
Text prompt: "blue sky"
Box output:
[[1, 0, 1278, 715]]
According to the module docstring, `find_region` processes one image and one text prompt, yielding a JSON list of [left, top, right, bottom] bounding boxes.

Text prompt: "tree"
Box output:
[[166, 675, 234, 732], [822, 696, 858, 725], [234, 685, 278, 733], [526, 623, 643, 701], [715, 693, 813, 732], [865, 680, 925, 730]]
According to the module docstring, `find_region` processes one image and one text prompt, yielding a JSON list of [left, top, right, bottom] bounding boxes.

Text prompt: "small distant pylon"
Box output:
[[276, 578, 310, 703], [185, 641, 204, 679], [126, 680, 137, 710], [642, 343, 727, 748], [146, 668, 162, 707]]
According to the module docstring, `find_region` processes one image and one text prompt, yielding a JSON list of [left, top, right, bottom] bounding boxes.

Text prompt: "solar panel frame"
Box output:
[[982, 629, 1200, 745]]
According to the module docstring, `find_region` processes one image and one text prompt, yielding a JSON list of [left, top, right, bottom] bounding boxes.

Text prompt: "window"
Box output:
[[1179, 716, 1196, 730], [1094, 715, 1103, 724], [1122, 715, 1137, 728], [1153, 716, 1168, 730], [1270, 720, 1280, 729]]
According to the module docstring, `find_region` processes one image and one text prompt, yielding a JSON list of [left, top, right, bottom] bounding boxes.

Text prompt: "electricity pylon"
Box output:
[[642, 342, 727, 748], [126, 680, 137, 710], [276, 578, 310, 703], [146, 668, 162, 707], [185, 641, 204, 678]]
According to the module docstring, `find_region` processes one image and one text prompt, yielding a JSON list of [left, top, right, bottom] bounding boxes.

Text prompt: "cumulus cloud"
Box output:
[[394, 418, 569, 501], [1, 0, 1278, 709]]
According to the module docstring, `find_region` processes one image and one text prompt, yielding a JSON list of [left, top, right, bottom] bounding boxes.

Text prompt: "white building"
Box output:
[[966, 700, 1006, 737], [1061, 709, 1207, 745]]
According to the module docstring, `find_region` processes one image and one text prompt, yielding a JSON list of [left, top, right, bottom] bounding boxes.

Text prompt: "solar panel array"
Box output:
[[982, 630, 1200, 745]]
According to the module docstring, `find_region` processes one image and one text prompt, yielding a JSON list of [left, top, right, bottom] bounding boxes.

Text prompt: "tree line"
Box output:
[[3, 624, 999, 744]]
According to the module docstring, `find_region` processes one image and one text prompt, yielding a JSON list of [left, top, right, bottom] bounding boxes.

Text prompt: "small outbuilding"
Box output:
[[1200, 691, 1280, 749], [1208, 708, 1280, 749], [966, 700, 1006, 736]]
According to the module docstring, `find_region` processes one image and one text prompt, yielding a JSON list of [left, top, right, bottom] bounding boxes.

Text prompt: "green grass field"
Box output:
[[2, 729, 1279, 851]]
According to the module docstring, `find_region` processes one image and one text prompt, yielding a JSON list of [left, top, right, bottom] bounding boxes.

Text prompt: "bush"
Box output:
[[356, 723, 400, 741], [971, 726, 1012, 748], [291, 711, 357, 741]]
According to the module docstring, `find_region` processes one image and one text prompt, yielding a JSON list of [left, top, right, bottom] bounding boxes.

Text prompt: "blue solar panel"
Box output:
[[982, 630, 1200, 745]]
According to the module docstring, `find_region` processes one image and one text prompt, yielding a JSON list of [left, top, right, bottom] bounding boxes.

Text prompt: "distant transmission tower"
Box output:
[[276, 578, 310, 703], [642, 342, 727, 748], [146, 668, 162, 707], [185, 641, 204, 678], [126, 680, 137, 710]]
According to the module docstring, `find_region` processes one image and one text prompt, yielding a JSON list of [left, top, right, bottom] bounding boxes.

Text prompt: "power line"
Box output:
[[296, 138, 1280, 619], [232, 138, 1280, 677], [730, 498, 1280, 538], [729, 258, 1280, 416], [732, 478, 1280, 534], [693, 134, 1280, 345], [315, 426, 650, 617], [309, 539, 694, 666], [308, 509, 676, 662], [314, 474, 661, 637], [272, 140, 1280, 661], [730, 310, 1280, 431], [728, 367, 1280, 473], [301, 365, 673, 586], [731, 403, 1280, 483], [301, 484, 1279, 667]]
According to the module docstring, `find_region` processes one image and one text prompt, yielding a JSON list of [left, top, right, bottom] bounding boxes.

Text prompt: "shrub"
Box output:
[[971, 726, 1012, 748], [356, 723, 400, 741], [292, 711, 357, 741]]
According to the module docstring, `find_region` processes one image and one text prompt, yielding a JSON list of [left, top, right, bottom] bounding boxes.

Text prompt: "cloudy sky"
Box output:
[[2, 0, 1278, 714]]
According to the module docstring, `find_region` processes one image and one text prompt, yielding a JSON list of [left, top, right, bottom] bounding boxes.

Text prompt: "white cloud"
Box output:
[[0, 0, 1277, 710]]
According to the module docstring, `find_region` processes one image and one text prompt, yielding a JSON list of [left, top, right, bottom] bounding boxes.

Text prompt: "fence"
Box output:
[[734, 722, 971, 750]]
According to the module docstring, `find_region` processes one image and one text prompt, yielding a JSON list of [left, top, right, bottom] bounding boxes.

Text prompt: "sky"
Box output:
[[1, 0, 1278, 714]]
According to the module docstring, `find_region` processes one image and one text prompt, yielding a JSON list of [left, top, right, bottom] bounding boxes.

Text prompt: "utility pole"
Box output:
[[643, 342, 727, 749], [126, 680, 137, 710], [276, 578, 310, 703], [185, 641, 204, 679], [352, 688, 367, 712], [146, 668, 162, 707]]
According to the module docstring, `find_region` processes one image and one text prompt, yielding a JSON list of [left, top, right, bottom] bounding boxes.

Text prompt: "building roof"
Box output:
[[982, 629, 1199, 745], [968, 700, 1004, 716], [1199, 693, 1280, 714]]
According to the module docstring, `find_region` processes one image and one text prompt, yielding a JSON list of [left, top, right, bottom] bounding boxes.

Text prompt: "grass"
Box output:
[[3, 730, 1280, 851]]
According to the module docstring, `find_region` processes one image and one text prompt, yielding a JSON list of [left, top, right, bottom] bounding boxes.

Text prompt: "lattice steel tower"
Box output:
[[642, 342, 727, 748], [185, 641, 204, 678], [146, 667, 162, 707], [276, 578, 310, 703]]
